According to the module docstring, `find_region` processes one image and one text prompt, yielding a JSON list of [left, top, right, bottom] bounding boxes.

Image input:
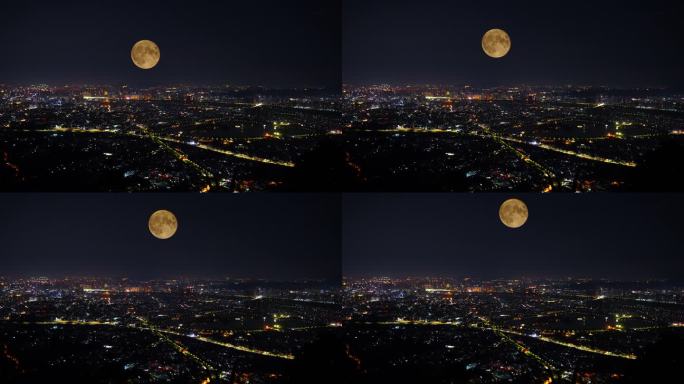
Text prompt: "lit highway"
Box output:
[[498, 136, 638, 167], [159, 136, 295, 168], [136, 124, 215, 181], [493, 327, 638, 360], [477, 123, 556, 179], [155, 329, 295, 360], [360, 318, 639, 361], [361, 124, 638, 169], [36, 126, 295, 168], [4, 318, 295, 361]]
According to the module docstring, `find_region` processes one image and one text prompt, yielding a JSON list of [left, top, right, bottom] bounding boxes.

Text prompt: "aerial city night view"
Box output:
[[1, 1, 682, 192], [0, 194, 344, 383], [2, 195, 684, 383], [340, 0, 684, 192], [0, 0, 342, 192], [2, 0, 684, 384]]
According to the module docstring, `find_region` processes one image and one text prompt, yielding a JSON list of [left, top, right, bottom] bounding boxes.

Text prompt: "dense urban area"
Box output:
[[1, 277, 682, 383], [2, 84, 683, 191]]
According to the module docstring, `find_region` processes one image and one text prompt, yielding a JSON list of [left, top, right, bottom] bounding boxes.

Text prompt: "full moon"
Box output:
[[499, 199, 528, 229], [148, 210, 178, 240], [131, 40, 160, 69], [482, 29, 511, 59]]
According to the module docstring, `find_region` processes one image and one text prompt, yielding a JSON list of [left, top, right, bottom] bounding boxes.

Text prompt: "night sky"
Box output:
[[343, 194, 684, 280], [0, 194, 341, 281], [344, 0, 684, 87], [5, 1, 682, 88], [1, 0, 341, 89], [1, 194, 683, 281]]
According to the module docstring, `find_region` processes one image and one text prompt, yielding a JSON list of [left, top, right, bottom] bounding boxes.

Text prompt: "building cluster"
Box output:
[[1, 276, 682, 382], [2, 84, 683, 191]]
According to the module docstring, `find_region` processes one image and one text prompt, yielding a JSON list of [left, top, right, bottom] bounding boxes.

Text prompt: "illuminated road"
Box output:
[[37, 126, 295, 168], [2, 315, 642, 367], [494, 327, 638, 360], [3, 151, 22, 179], [148, 323, 216, 371], [473, 316, 558, 372], [364, 125, 637, 169], [2, 343, 23, 373], [492, 326, 557, 371], [498, 136, 637, 168], [477, 124, 556, 180], [136, 124, 215, 182], [39, 316, 641, 362], [367, 318, 558, 373], [372, 125, 557, 189], [159, 136, 295, 168], [136, 316, 294, 360], [32, 319, 118, 326], [7, 318, 294, 361], [361, 318, 638, 361], [371, 125, 558, 186], [156, 329, 295, 360]]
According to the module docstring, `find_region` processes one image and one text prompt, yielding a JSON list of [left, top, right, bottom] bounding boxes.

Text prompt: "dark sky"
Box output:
[[343, 194, 684, 280], [0, 194, 341, 281], [344, 0, 684, 87], [1, 0, 341, 89], [2, 193, 683, 281]]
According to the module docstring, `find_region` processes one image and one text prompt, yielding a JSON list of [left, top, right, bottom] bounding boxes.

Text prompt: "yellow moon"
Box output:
[[131, 40, 160, 69], [499, 199, 528, 229], [482, 29, 511, 59], [148, 210, 177, 239]]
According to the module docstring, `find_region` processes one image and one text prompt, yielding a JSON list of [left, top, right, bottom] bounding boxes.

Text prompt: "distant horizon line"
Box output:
[[343, 276, 679, 282], [342, 83, 683, 91], [1, 83, 681, 92], [1, 275, 679, 283], [0, 83, 341, 91]]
